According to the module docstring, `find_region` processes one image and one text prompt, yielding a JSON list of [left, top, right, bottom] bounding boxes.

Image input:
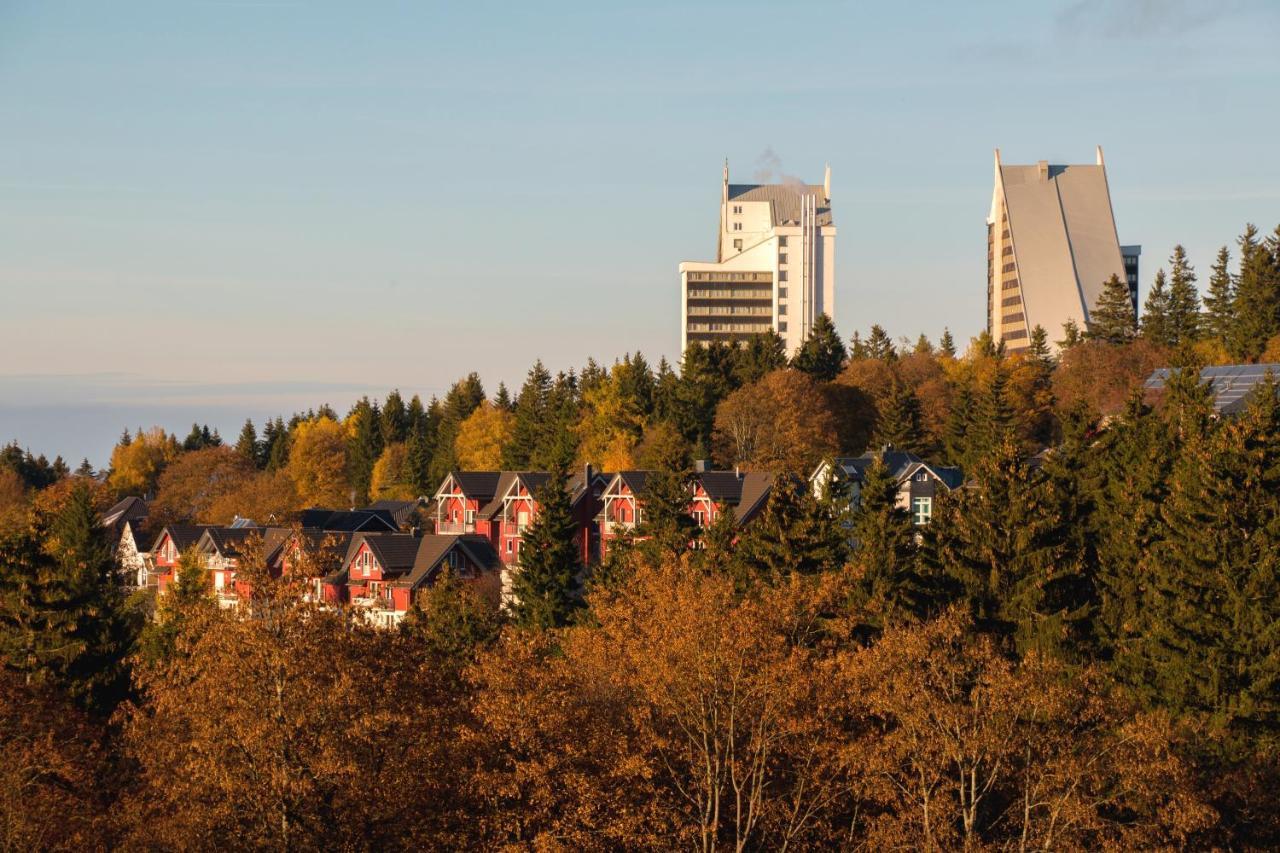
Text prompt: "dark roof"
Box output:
[[614, 471, 651, 495], [693, 471, 775, 525], [264, 529, 354, 569], [477, 472, 520, 520], [1144, 363, 1280, 415], [357, 533, 423, 577], [821, 452, 964, 490], [396, 534, 502, 590], [149, 524, 215, 554], [101, 496, 148, 529], [361, 499, 421, 527], [297, 508, 397, 533], [200, 527, 269, 559], [445, 471, 503, 501]]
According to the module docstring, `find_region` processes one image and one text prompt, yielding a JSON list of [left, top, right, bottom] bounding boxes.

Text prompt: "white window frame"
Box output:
[[912, 496, 933, 526]]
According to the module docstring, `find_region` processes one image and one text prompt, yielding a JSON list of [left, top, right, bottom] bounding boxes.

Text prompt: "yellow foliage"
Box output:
[[286, 417, 350, 508], [107, 428, 179, 496], [454, 403, 514, 470], [370, 442, 417, 501], [1260, 334, 1280, 364], [575, 374, 645, 469]]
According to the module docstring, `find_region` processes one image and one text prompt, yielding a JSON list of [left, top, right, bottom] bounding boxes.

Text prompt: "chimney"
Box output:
[[1037, 160, 1049, 181], [694, 459, 710, 473], [584, 462, 593, 484], [734, 464, 742, 479]]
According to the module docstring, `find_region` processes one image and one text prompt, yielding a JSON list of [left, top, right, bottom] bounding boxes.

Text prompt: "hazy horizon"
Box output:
[[4, 0, 1280, 464]]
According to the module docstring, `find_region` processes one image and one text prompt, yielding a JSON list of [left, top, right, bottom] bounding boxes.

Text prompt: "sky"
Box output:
[[2, 0, 1279, 466]]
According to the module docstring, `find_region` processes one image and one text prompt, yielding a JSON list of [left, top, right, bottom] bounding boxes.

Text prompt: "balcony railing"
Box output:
[[603, 520, 635, 535], [435, 522, 475, 534]]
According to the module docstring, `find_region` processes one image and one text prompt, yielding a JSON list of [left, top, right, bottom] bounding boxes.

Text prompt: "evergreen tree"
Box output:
[[731, 331, 787, 386], [790, 313, 847, 381], [401, 568, 502, 684], [635, 469, 697, 562], [1087, 274, 1138, 344], [1141, 269, 1173, 347], [874, 377, 924, 454], [504, 361, 552, 470], [509, 468, 581, 630], [866, 324, 897, 361], [493, 382, 513, 411], [380, 390, 408, 446], [1166, 244, 1201, 346], [234, 420, 260, 468], [347, 398, 383, 505], [847, 455, 928, 630], [75, 458, 95, 478], [943, 380, 975, 469], [1132, 376, 1280, 728], [970, 359, 1016, 459], [1202, 245, 1236, 343], [1028, 325, 1053, 367], [0, 484, 138, 714], [939, 328, 956, 358], [693, 503, 738, 579], [848, 331, 869, 361], [674, 343, 735, 454], [734, 477, 848, 581], [429, 374, 485, 485], [136, 545, 211, 664], [1229, 223, 1280, 360], [913, 333, 933, 355], [1058, 319, 1084, 349], [265, 417, 290, 471]]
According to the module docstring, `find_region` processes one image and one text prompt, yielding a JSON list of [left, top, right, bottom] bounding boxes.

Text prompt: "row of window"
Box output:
[[1003, 328, 1028, 340], [687, 288, 773, 300], [1002, 278, 1020, 291], [1001, 294, 1022, 307], [1001, 262, 1016, 273], [1002, 312, 1025, 325], [688, 321, 774, 332], [687, 305, 772, 316], [686, 271, 771, 282]]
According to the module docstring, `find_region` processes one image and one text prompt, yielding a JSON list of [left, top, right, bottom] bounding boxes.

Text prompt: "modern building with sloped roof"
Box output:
[[679, 160, 836, 356], [987, 147, 1139, 351], [812, 451, 964, 527]]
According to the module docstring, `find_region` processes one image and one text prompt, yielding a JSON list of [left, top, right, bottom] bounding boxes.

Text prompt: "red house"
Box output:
[[265, 529, 356, 605], [432, 472, 503, 537], [149, 524, 215, 594], [344, 532, 502, 629], [598, 471, 651, 556], [194, 527, 279, 609], [480, 466, 608, 568], [688, 470, 774, 531]]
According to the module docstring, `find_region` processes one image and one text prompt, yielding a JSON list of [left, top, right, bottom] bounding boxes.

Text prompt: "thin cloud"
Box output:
[[1055, 0, 1257, 38]]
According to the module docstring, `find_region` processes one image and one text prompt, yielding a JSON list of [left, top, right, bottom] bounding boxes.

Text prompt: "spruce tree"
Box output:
[[790, 313, 847, 381], [848, 331, 869, 360], [635, 469, 697, 562], [731, 331, 787, 386], [1229, 223, 1280, 360], [265, 417, 290, 471], [380, 390, 408, 445], [504, 361, 552, 470], [1141, 268, 1173, 347], [943, 381, 975, 470], [874, 377, 924, 455], [971, 359, 1016, 459], [939, 328, 956, 358], [509, 468, 581, 630], [401, 568, 502, 684], [913, 333, 933, 355], [348, 398, 383, 505], [847, 455, 928, 630], [1202, 245, 1236, 344], [734, 477, 848, 581], [234, 419, 260, 468], [493, 382, 513, 411], [1166, 244, 1201, 346], [75, 458, 95, 478], [866, 324, 897, 361], [1058, 319, 1084, 349], [1087, 274, 1138, 344]]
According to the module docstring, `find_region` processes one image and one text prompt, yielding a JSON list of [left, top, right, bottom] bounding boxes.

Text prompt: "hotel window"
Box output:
[[912, 497, 932, 526], [778, 321, 788, 332], [778, 270, 787, 281], [778, 287, 787, 298], [779, 304, 787, 315], [732, 205, 742, 214], [778, 252, 787, 264], [733, 222, 742, 231], [778, 236, 787, 247], [733, 239, 743, 250]]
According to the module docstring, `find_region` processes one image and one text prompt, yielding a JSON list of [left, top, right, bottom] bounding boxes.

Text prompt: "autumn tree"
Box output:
[[711, 369, 838, 472], [285, 416, 350, 508], [575, 366, 646, 471], [149, 445, 254, 527], [454, 401, 514, 470], [107, 427, 179, 496], [369, 441, 417, 500]]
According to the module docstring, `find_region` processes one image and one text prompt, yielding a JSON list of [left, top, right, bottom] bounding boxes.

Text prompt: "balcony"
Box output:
[[351, 595, 394, 611], [435, 521, 475, 535], [603, 520, 635, 536]]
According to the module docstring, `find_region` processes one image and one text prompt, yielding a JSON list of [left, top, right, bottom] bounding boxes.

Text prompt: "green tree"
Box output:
[[865, 324, 897, 362], [1229, 224, 1280, 360], [429, 375, 486, 485], [509, 468, 581, 630], [401, 569, 502, 684], [939, 328, 956, 358], [380, 390, 409, 446], [504, 361, 553, 470], [847, 455, 928, 630], [634, 469, 697, 562], [136, 545, 211, 665], [1058, 319, 1084, 349], [1201, 245, 1235, 343], [873, 377, 924, 454], [1166, 244, 1201, 346], [790, 313, 847, 381], [347, 398, 383, 506], [234, 420, 261, 469], [1141, 268, 1173, 347], [1087, 274, 1138, 344], [734, 477, 848, 582], [943, 380, 975, 469], [731, 331, 787, 386]]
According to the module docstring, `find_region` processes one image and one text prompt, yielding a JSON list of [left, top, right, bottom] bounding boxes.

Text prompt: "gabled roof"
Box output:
[[610, 471, 651, 496], [395, 534, 503, 591], [360, 499, 421, 528], [437, 471, 503, 503], [149, 524, 215, 555], [297, 508, 398, 533], [481, 469, 609, 519], [693, 471, 776, 524], [816, 452, 963, 490], [352, 533, 423, 577], [101, 496, 148, 530], [199, 527, 271, 560], [264, 529, 354, 570], [477, 472, 520, 520]]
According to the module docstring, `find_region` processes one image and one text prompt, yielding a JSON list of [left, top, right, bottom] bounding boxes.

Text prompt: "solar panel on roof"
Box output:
[[1144, 364, 1280, 413]]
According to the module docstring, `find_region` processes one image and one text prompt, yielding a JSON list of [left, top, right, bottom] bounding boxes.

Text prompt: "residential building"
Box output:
[[297, 507, 398, 533], [149, 524, 215, 592], [679, 161, 836, 356], [987, 147, 1137, 350], [344, 532, 502, 629], [598, 471, 650, 556], [100, 496, 150, 587], [688, 469, 774, 531], [811, 451, 964, 526], [433, 472, 503, 535], [194, 526, 273, 609]]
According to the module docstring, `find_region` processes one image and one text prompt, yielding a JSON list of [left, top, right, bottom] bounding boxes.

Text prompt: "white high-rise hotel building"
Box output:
[[679, 162, 836, 356]]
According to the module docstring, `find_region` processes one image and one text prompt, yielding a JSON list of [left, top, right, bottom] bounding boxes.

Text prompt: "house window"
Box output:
[[506, 539, 513, 554], [692, 509, 706, 527], [465, 509, 475, 525], [517, 510, 529, 531], [912, 497, 932, 526]]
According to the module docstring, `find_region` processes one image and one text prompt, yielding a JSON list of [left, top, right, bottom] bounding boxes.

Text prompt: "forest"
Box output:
[[0, 226, 1278, 849]]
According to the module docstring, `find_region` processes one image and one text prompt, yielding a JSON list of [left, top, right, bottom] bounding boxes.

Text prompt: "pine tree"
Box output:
[[970, 359, 1016, 459], [694, 503, 738, 579], [347, 398, 383, 505], [1058, 319, 1083, 349], [493, 382, 513, 411], [265, 417, 290, 471], [1028, 325, 1052, 365], [913, 334, 932, 355], [866, 324, 897, 361], [790, 313, 847, 381], [429, 375, 485, 485], [1141, 269, 1173, 347], [1166, 245, 1200, 346], [848, 331, 869, 361], [509, 468, 581, 630], [943, 381, 975, 469], [1087, 274, 1138, 344], [504, 361, 552, 470], [675, 343, 736, 453], [136, 545, 211, 664], [1229, 223, 1280, 360], [847, 454, 928, 630], [939, 328, 956, 358], [234, 420, 260, 468], [0, 484, 139, 714], [734, 477, 848, 582], [635, 469, 697, 562], [1201, 245, 1235, 343], [731, 331, 787, 386], [874, 377, 924, 455], [401, 568, 502, 684], [75, 459, 95, 478], [380, 390, 408, 445]]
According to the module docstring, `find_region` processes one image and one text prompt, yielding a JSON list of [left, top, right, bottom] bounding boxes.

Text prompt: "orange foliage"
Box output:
[[712, 369, 838, 472]]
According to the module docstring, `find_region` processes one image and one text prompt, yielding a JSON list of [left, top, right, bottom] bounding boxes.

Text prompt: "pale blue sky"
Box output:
[[2, 0, 1279, 465]]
